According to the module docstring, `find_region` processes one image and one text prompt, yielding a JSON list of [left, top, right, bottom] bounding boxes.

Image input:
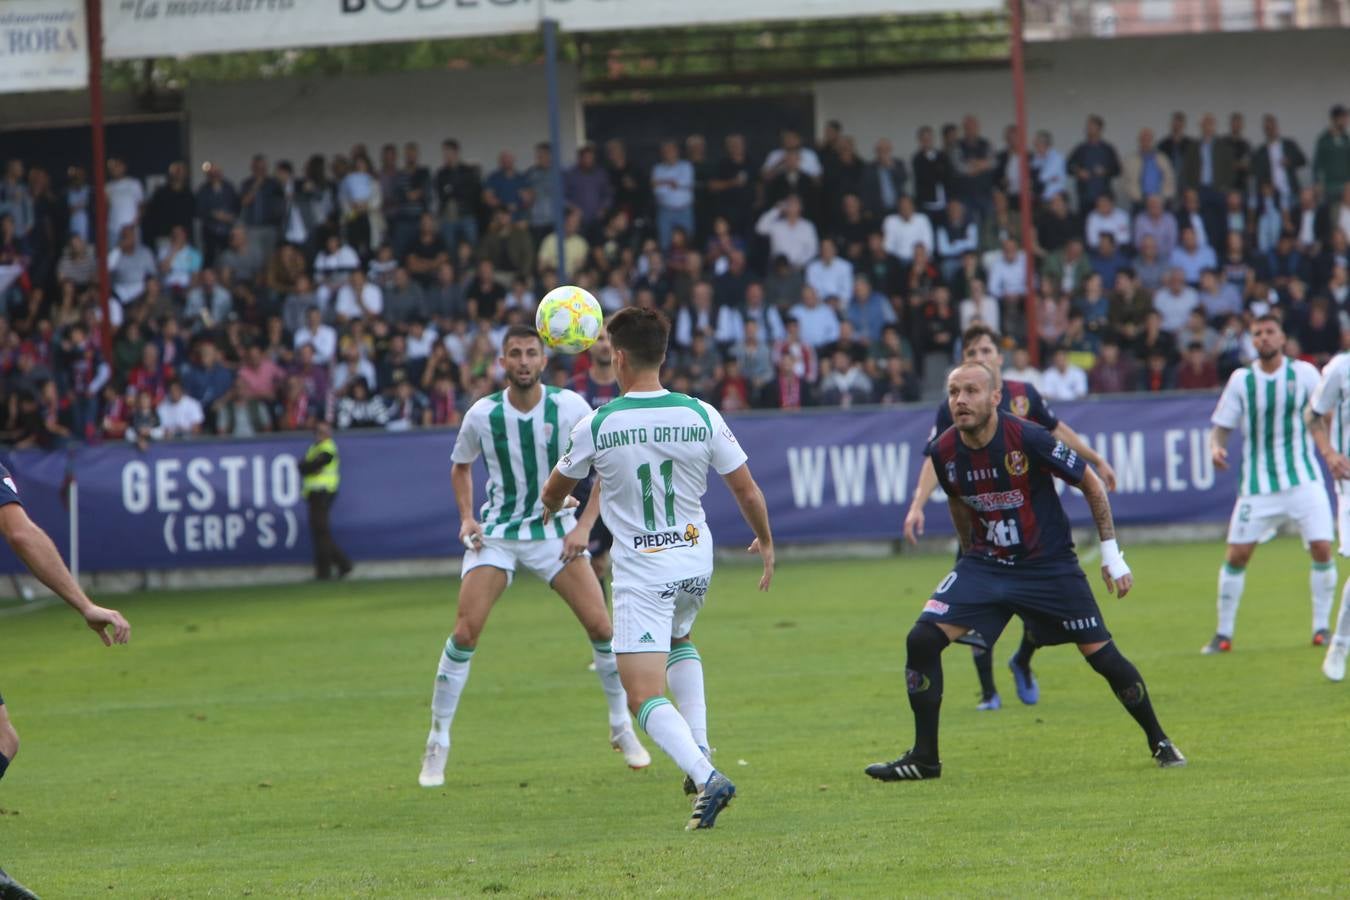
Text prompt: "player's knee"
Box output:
[[1225, 545, 1254, 568], [906, 621, 950, 664], [0, 721, 18, 770], [1310, 541, 1334, 564], [586, 622, 613, 644]]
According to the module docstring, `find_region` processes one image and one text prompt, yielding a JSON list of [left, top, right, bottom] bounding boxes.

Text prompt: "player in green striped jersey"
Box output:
[[1306, 348, 1350, 680], [418, 325, 650, 788], [1207, 314, 1336, 655]]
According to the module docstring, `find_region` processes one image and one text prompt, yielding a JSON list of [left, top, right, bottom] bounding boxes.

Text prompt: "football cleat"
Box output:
[[1008, 658, 1040, 705], [683, 746, 712, 796], [1322, 642, 1347, 682], [0, 867, 39, 900], [975, 693, 1002, 711], [1313, 628, 1331, 648], [609, 726, 652, 770], [418, 739, 449, 788], [686, 771, 736, 830], [1152, 740, 1187, 768], [864, 750, 942, 782], [1200, 634, 1232, 655]]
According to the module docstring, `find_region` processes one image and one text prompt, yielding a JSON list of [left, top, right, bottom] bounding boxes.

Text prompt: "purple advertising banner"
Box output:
[[0, 393, 1272, 574]]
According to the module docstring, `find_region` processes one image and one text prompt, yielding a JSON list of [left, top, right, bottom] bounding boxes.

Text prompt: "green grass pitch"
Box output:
[[2, 540, 1348, 897]]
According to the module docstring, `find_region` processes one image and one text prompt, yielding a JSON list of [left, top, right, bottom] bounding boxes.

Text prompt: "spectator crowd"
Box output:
[[1, 99, 1350, 447]]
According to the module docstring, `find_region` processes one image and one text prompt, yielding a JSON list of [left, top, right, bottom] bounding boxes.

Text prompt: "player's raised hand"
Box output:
[[459, 518, 485, 551], [903, 505, 925, 545], [1212, 445, 1229, 470], [84, 604, 130, 646], [1096, 459, 1118, 492], [1101, 566, 1133, 599], [748, 538, 774, 591]]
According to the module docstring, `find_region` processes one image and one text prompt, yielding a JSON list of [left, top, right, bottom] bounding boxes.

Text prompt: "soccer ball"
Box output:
[[535, 285, 604, 354]]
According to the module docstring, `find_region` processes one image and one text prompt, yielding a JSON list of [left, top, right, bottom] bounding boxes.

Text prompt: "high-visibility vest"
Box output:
[[302, 438, 340, 496]]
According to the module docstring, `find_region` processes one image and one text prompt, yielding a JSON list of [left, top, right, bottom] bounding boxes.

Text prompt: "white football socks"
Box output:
[[428, 637, 474, 747], [666, 643, 708, 748], [1312, 562, 1337, 633], [638, 697, 714, 788], [591, 640, 632, 731], [1217, 563, 1245, 637]]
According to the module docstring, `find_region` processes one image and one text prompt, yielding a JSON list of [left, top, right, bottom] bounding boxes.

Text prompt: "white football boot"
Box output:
[[419, 740, 449, 787], [610, 725, 652, 769], [1322, 642, 1348, 682]]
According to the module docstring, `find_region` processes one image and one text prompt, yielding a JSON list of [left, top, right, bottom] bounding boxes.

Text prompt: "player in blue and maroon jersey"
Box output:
[[866, 362, 1184, 782], [0, 461, 130, 899], [904, 324, 1119, 711]]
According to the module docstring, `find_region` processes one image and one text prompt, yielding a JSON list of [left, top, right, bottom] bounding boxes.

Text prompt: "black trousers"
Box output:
[[307, 491, 352, 579]]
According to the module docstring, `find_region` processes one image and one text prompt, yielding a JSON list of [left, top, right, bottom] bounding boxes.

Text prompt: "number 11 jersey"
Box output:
[[557, 390, 747, 589]]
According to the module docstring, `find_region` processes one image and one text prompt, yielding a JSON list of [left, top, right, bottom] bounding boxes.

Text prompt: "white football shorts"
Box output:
[[612, 573, 712, 654], [460, 536, 585, 586], [1226, 482, 1334, 547]]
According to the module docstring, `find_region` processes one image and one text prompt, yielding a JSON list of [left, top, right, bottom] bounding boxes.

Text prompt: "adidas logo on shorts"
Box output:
[[639, 632, 655, 644]]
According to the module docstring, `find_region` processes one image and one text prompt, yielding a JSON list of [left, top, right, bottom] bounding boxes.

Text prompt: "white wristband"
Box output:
[[1100, 538, 1130, 579]]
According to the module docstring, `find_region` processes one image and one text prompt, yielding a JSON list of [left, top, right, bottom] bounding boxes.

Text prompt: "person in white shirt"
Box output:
[[313, 234, 361, 308], [1030, 131, 1067, 201], [804, 239, 853, 304], [105, 157, 143, 238], [986, 238, 1028, 301], [881, 194, 933, 263], [1153, 268, 1200, 334], [651, 140, 694, 250], [958, 278, 1000, 333], [1040, 348, 1088, 401], [334, 269, 383, 321], [761, 128, 823, 179], [715, 283, 785, 347], [332, 345, 377, 395], [157, 380, 205, 438], [294, 307, 338, 365], [1004, 347, 1042, 388], [788, 286, 840, 349], [1085, 194, 1131, 249], [755, 195, 818, 270], [107, 225, 156, 304]]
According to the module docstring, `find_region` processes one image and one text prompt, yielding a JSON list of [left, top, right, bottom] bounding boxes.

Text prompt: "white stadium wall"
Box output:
[[185, 63, 584, 182], [815, 29, 1350, 175]]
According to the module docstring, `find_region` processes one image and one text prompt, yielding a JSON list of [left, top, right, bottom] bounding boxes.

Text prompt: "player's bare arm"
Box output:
[[451, 461, 483, 549], [945, 496, 973, 553], [1209, 424, 1232, 470], [540, 469, 579, 523], [0, 504, 129, 645], [1305, 406, 1350, 480], [1052, 421, 1117, 492], [904, 458, 939, 544], [721, 463, 774, 591], [562, 479, 602, 562], [1080, 467, 1132, 599]]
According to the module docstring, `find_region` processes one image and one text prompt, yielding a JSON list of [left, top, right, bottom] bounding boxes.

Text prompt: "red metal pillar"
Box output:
[[86, 0, 112, 358], [1008, 0, 1038, 366]]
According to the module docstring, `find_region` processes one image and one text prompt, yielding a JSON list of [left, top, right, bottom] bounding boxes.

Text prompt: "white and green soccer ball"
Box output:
[[535, 285, 604, 354]]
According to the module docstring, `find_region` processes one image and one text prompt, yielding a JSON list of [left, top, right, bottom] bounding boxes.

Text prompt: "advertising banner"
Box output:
[[101, 0, 1000, 61], [0, 1, 88, 94], [0, 393, 1273, 575]]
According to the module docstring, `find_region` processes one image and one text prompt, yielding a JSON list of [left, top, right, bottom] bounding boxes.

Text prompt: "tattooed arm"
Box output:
[[1079, 466, 1132, 597], [1210, 425, 1232, 471], [1305, 405, 1350, 479]]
